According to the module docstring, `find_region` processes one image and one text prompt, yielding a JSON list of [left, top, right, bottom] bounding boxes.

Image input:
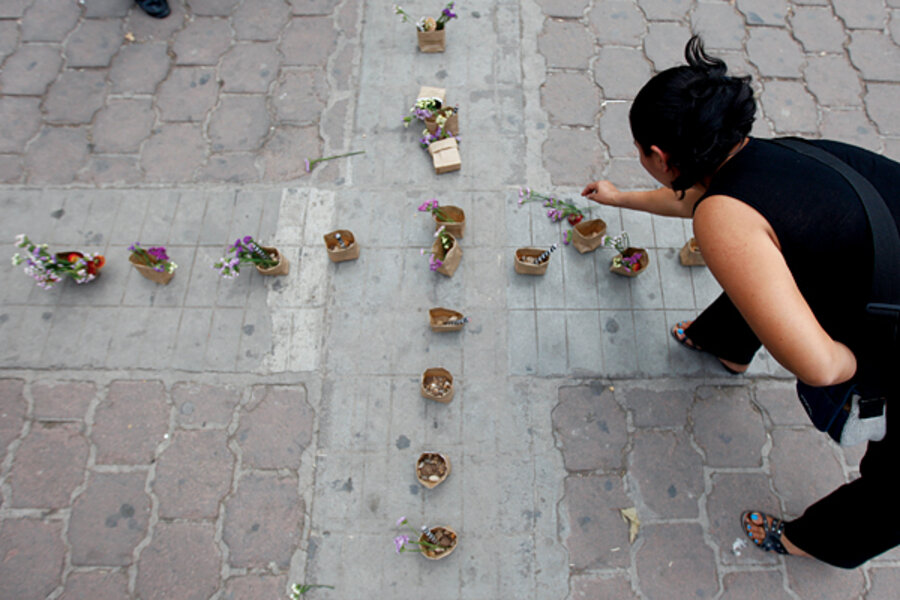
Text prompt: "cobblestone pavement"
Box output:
[[2, 1, 900, 599]]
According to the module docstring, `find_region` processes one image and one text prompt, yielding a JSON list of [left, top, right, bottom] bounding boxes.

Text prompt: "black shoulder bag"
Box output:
[[771, 138, 899, 446]]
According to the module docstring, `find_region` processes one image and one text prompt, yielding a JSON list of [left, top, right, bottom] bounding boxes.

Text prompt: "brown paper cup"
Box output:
[[419, 526, 458, 560], [416, 452, 451, 489], [417, 86, 446, 104], [572, 218, 608, 254], [256, 246, 290, 276], [610, 247, 649, 277], [514, 247, 551, 275], [429, 307, 466, 332], [433, 205, 465, 238], [432, 234, 461, 277], [324, 230, 360, 262], [679, 238, 705, 266], [425, 108, 459, 136], [129, 254, 174, 284], [428, 138, 461, 174], [421, 367, 454, 403], [417, 29, 446, 53]]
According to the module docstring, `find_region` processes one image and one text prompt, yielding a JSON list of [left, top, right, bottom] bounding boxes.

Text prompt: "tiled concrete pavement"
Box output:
[[3, 1, 900, 599]]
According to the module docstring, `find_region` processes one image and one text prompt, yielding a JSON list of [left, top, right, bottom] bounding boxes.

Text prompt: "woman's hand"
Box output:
[[581, 180, 622, 206]]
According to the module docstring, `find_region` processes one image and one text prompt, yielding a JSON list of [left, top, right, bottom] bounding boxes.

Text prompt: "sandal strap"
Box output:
[[743, 511, 789, 555]]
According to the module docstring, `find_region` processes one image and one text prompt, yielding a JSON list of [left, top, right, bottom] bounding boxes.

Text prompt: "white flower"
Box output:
[[434, 225, 446, 238], [14, 234, 25, 246]]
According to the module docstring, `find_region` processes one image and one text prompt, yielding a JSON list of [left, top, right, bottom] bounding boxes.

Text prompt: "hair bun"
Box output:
[[684, 35, 727, 76]]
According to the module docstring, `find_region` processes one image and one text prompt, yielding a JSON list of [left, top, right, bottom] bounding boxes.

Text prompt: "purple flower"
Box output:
[[304, 158, 311, 173], [396, 516, 407, 527], [394, 535, 410, 553], [429, 254, 443, 271], [243, 236, 253, 245], [418, 201, 431, 212], [148, 247, 169, 262]]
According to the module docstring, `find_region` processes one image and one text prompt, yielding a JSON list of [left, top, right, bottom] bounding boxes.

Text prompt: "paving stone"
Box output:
[[690, 1, 745, 50], [848, 31, 900, 82], [25, 126, 90, 184], [542, 128, 604, 187], [109, 42, 171, 93], [540, 72, 599, 127], [262, 124, 320, 180], [691, 386, 767, 467], [156, 66, 218, 122], [43, 70, 108, 124], [753, 382, 808, 426], [803, 54, 863, 107], [746, 28, 804, 78], [597, 100, 633, 158], [0, 44, 63, 95], [865, 83, 900, 135], [91, 380, 169, 464], [65, 18, 124, 67], [208, 95, 271, 151], [69, 471, 150, 566], [31, 380, 95, 420], [722, 571, 793, 600], [571, 575, 639, 600], [832, 0, 885, 29], [784, 556, 866, 598], [736, 0, 788, 25], [0, 21, 19, 62], [220, 575, 288, 600], [126, 0, 187, 42], [595, 48, 648, 101], [759, 80, 819, 134], [536, 19, 594, 70], [0, 379, 26, 463], [288, 0, 341, 16], [272, 68, 328, 123], [868, 567, 900, 599], [21, 0, 80, 42], [0, 0, 30, 18], [536, 0, 589, 18], [91, 98, 155, 153], [552, 385, 627, 472], [219, 43, 280, 92], [141, 122, 207, 181], [587, 0, 644, 46], [637, 0, 690, 20], [789, 6, 847, 53], [6, 422, 88, 508], [892, 10, 900, 45], [0, 156, 24, 183], [630, 429, 703, 518], [0, 97, 41, 153], [84, 0, 133, 18], [191, 0, 241, 16], [77, 156, 144, 184], [58, 571, 130, 600], [706, 472, 781, 566], [281, 17, 337, 65], [236, 385, 313, 470], [232, 0, 291, 41], [0, 520, 65, 600], [620, 384, 691, 427], [635, 523, 719, 600], [223, 471, 304, 569], [563, 474, 631, 570], [821, 109, 881, 152], [198, 153, 261, 182], [769, 428, 846, 516], [135, 521, 221, 600], [153, 429, 232, 518], [173, 18, 233, 65]]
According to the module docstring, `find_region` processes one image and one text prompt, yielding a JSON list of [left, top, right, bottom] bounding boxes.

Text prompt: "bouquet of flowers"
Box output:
[[11, 234, 104, 289], [602, 231, 644, 272], [394, 2, 458, 32], [518, 187, 586, 226], [421, 225, 454, 271], [212, 236, 279, 279], [393, 516, 456, 557], [128, 243, 177, 274]]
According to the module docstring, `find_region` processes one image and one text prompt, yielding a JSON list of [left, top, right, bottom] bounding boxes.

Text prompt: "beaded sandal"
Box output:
[[741, 511, 789, 555]]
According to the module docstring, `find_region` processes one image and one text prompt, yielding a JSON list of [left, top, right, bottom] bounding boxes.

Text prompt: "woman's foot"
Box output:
[[741, 511, 810, 557], [671, 321, 749, 374]]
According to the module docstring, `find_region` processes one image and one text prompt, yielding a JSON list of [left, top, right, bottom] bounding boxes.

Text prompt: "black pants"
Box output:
[[688, 293, 900, 568]]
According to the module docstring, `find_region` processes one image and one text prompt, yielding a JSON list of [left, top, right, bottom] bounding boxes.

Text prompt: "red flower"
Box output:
[[567, 214, 583, 226]]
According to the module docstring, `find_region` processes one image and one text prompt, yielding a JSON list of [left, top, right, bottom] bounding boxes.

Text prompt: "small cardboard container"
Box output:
[[432, 205, 465, 238], [429, 307, 466, 332], [428, 138, 461, 174], [421, 367, 454, 403], [417, 29, 446, 53], [417, 86, 446, 105], [610, 247, 650, 277], [416, 452, 451, 489], [572, 218, 608, 254], [256, 246, 290, 276], [425, 108, 459, 136], [432, 234, 461, 277], [419, 526, 458, 560], [323, 230, 360, 262], [514, 247, 552, 275], [679, 237, 705, 266], [129, 254, 174, 284]]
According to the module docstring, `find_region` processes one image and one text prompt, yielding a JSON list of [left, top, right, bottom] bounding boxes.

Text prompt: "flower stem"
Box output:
[[306, 150, 366, 172]]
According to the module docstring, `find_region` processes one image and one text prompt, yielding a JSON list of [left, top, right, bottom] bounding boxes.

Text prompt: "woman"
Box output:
[[582, 36, 899, 568]]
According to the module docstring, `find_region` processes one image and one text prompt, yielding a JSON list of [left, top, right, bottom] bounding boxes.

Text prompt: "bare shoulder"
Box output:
[[693, 194, 779, 257]]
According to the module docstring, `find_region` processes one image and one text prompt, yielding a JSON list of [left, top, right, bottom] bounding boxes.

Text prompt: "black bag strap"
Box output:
[[771, 138, 900, 343]]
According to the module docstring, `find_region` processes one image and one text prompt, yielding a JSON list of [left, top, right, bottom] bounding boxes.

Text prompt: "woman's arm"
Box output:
[[581, 180, 704, 218], [694, 195, 857, 386]]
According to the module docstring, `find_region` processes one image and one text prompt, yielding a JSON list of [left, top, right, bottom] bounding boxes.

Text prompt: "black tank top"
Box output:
[[696, 137, 900, 366]]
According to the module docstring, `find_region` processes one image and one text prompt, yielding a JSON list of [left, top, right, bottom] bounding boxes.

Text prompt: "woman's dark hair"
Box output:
[[630, 35, 756, 193]]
